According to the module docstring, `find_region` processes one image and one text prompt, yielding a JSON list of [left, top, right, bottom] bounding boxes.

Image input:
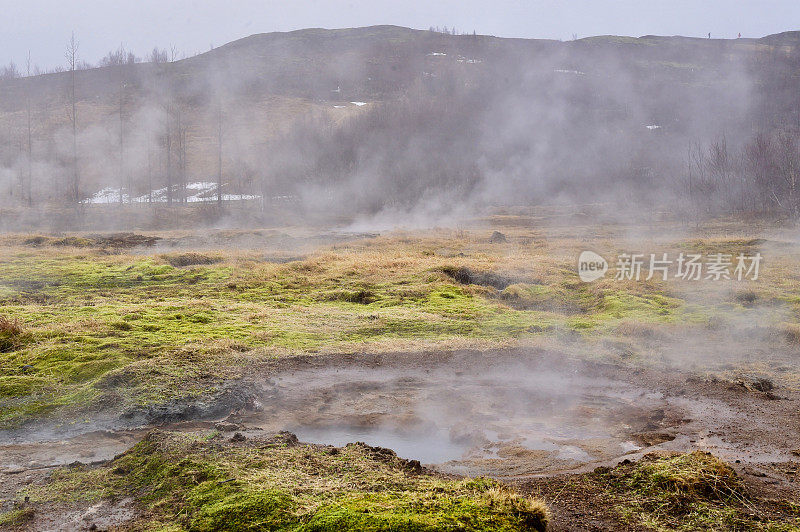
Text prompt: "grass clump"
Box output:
[[162, 252, 222, 268], [782, 323, 800, 344], [499, 283, 581, 314], [483, 486, 550, 530], [603, 451, 759, 530], [440, 265, 516, 290], [326, 288, 377, 304], [33, 430, 549, 531], [624, 451, 743, 505], [0, 315, 26, 352]]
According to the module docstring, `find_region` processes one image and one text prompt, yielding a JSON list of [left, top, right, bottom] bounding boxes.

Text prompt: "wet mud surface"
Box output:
[[231, 350, 800, 478]]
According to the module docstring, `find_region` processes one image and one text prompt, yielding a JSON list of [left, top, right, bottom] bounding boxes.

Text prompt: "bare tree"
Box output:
[[776, 129, 800, 216], [706, 136, 735, 211], [148, 47, 169, 64], [153, 48, 177, 207], [117, 46, 128, 204], [216, 96, 223, 206], [65, 32, 79, 203], [25, 51, 32, 207], [177, 110, 187, 203], [99, 44, 139, 67], [0, 61, 20, 80], [744, 132, 774, 212], [165, 123, 172, 206], [147, 138, 153, 204]]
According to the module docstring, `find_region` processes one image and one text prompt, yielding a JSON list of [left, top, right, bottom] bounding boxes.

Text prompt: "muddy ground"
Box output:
[[2, 348, 798, 530]]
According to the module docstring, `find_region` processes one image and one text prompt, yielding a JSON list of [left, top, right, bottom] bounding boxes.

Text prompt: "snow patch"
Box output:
[[87, 187, 129, 204], [85, 181, 262, 204]]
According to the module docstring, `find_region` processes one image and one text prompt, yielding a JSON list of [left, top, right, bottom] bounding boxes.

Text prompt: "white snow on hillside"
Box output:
[[85, 181, 261, 204], [87, 187, 130, 204]]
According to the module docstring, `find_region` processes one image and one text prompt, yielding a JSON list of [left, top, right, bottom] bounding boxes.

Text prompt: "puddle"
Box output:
[[241, 353, 678, 475], [0, 429, 147, 472], [291, 426, 469, 464]]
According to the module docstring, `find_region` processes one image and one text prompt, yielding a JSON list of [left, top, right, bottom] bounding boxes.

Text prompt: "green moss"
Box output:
[[190, 490, 296, 531], [597, 291, 680, 320], [31, 430, 548, 532], [302, 493, 541, 531], [567, 317, 597, 330], [0, 375, 50, 396], [0, 507, 35, 526]]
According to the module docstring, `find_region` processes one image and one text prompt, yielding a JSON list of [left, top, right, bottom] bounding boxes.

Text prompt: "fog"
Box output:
[[0, 26, 798, 230]]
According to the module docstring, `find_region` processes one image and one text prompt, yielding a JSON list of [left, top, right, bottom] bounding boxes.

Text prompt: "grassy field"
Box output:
[[2, 222, 800, 530], [1, 225, 799, 428]]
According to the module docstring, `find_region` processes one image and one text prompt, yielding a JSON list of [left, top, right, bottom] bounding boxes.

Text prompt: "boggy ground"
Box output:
[[2, 216, 800, 529]]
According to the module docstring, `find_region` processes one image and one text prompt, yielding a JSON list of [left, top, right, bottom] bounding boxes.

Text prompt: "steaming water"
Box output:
[[247, 354, 663, 472]]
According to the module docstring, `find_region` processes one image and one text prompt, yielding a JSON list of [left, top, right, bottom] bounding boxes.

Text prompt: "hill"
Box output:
[[0, 25, 798, 228]]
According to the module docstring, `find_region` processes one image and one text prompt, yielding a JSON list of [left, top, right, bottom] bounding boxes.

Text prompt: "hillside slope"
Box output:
[[0, 25, 798, 225]]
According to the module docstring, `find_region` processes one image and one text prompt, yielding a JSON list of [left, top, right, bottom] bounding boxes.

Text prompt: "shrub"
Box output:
[[0, 316, 24, 352]]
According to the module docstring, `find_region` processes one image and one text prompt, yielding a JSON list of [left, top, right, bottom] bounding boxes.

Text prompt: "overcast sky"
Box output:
[[2, 0, 799, 71]]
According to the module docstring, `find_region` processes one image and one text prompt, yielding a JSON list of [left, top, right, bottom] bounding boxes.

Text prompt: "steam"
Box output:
[[0, 27, 794, 230], [251, 351, 654, 470]]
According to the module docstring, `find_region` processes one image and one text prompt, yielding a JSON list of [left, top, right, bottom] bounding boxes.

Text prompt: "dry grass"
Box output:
[[0, 315, 22, 336], [601, 451, 768, 530], [783, 323, 800, 344], [614, 320, 670, 340], [484, 486, 550, 531], [632, 451, 744, 502], [0, 315, 24, 353]]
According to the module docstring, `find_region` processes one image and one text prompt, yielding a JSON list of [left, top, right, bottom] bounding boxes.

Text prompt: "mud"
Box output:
[[1, 378, 258, 449], [227, 349, 800, 478]]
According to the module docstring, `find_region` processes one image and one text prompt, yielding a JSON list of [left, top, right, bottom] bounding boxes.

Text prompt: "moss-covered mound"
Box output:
[[27, 430, 549, 531], [602, 451, 765, 530]]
